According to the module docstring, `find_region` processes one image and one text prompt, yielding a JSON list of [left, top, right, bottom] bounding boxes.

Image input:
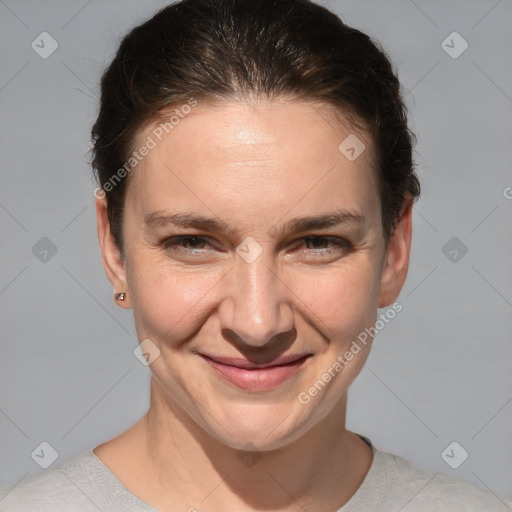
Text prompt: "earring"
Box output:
[[114, 292, 126, 301]]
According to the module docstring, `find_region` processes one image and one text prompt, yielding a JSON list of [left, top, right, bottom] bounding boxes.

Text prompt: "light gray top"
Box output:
[[1, 435, 510, 511]]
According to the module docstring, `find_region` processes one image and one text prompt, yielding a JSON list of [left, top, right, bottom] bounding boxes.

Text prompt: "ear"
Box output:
[[377, 199, 413, 308], [95, 193, 132, 309]]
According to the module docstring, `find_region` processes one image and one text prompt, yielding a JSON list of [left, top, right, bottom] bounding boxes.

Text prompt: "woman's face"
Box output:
[[97, 100, 410, 450]]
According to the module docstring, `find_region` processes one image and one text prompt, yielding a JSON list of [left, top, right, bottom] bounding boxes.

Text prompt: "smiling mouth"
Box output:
[[198, 353, 313, 391]]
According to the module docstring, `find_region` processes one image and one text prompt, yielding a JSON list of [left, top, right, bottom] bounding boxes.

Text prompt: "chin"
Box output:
[[202, 401, 315, 452]]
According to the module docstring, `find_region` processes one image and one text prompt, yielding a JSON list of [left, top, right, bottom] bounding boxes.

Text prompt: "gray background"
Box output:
[[1, 0, 511, 503]]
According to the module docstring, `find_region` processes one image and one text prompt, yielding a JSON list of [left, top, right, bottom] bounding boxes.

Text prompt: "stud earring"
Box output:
[[114, 292, 126, 301]]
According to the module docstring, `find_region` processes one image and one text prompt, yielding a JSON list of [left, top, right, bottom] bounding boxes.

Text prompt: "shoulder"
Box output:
[[0, 448, 157, 512], [0, 450, 97, 511], [376, 447, 512, 511], [0, 449, 110, 511]]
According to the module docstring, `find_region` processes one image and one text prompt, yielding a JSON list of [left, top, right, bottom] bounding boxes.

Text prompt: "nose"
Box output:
[[218, 249, 295, 348]]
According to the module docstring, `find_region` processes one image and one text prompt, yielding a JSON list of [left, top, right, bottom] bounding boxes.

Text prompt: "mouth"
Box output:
[[198, 353, 313, 391]]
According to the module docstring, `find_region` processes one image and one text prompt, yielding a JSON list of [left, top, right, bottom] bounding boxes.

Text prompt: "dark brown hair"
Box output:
[[91, 0, 420, 259]]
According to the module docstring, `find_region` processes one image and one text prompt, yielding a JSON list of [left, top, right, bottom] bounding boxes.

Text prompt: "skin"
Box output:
[[94, 99, 412, 512]]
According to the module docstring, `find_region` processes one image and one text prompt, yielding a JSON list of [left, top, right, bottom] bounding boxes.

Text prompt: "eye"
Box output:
[[300, 235, 352, 254], [161, 235, 212, 253]]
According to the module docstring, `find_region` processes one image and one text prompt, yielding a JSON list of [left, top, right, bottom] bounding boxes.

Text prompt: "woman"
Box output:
[[1, 0, 510, 510]]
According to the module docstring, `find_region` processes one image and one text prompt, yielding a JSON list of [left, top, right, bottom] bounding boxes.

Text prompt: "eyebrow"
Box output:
[[143, 208, 365, 238]]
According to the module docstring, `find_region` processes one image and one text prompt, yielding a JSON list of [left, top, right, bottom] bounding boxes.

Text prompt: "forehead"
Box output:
[[125, 99, 380, 231]]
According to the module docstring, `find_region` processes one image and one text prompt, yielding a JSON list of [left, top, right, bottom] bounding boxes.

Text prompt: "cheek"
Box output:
[[128, 255, 226, 343], [293, 259, 381, 340]]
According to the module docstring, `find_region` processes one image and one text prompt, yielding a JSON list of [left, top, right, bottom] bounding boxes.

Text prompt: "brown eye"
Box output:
[[162, 235, 210, 251], [304, 236, 330, 250], [303, 236, 351, 252]]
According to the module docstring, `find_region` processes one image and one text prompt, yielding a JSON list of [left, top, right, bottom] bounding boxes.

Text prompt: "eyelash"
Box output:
[[161, 235, 352, 256]]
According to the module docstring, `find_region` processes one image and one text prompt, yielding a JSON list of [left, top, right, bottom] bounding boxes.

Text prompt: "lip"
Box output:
[[199, 353, 313, 391]]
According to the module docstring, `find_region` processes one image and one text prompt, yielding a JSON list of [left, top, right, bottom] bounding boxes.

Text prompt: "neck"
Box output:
[[124, 376, 373, 512]]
